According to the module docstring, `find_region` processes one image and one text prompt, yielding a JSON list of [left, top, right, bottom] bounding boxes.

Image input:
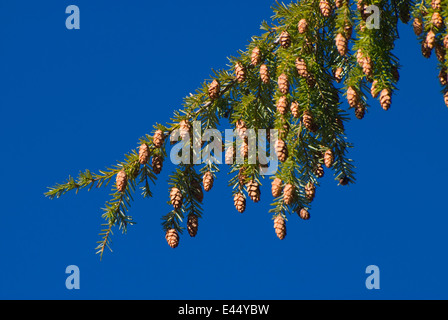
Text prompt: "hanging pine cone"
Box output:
[[298, 19, 308, 34], [152, 155, 163, 174], [234, 193, 246, 213], [139, 143, 149, 164], [432, 12, 443, 29], [170, 187, 183, 209], [302, 110, 316, 132], [279, 30, 291, 48], [225, 145, 235, 165], [290, 101, 300, 118], [235, 119, 247, 140], [240, 141, 249, 159], [439, 68, 448, 86], [191, 179, 204, 203], [362, 56, 373, 77], [283, 183, 295, 205], [203, 171, 214, 192], [276, 96, 288, 115], [435, 43, 446, 62], [339, 176, 349, 186], [179, 120, 191, 141], [355, 104, 366, 120], [422, 40, 432, 58], [153, 129, 165, 148], [335, 33, 348, 56], [347, 86, 359, 108], [444, 91, 448, 107], [299, 208, 310, 220], [116, 170, 127, 192], [187, 214, 198, 238], [315, 163, 325, 178], [246, 180, 261, 203], [334, 67, 343, 83], [319, 0, 332, 17], [278, 73, 289, 94], [426, 30, 436, 49], [324, 149, 334, 168], [208, 79, 221, 100], [344, 22, 353, 40], [305, 182, 316, 202], [165, 229, 179, 248], [380, 89, 392, 111], [274, 215, 286, 240], [238, 167, 248, 186], [432, 0, 441, 10], [370, 80, 379, 98], [275, 139, 288, 162], [295, 58, 309, 78], [260, 64, 270, 84], [335, 0, 345, 8], [413, 18, 423, 36], [271, 178, 282, 198], [444, 35, 448, 49], [251, 47, 261, 66], [235, 62, 246, 83]]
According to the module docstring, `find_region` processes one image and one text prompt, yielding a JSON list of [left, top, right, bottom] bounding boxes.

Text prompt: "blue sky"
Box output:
[[0, 0, 447, 299]]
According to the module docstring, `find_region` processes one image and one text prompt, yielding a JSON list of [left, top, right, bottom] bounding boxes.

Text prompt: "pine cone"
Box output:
[[290, 101, 300, 118], [278, 73, 289, 94], [275, 139, 288, 162], [191, 179, 203, 203], [391, 66, 400, 82], [274, 215, 286, 240], [234, 193, 246, 213], [170, 187, 183, 209], [413, 18, 423, 36], [315, 163, 325, 178], [283, 183, 295, 205], [305, 182, 316, 202], [298, 19, 308, 34], [335, 33, 348, 56], [208, 79, 221, 100], [334, 67, 343, 83], [324, 149, 334, 168], [339, 176, 349, 186], [153, 129, 165, 148], [335, 0, 345, 8], [370, 80, 379, 98], [246, 180, 261, 203], [187, 214, 198, 237], [422, 40, 432, 58], [251, 47, 261, 66], [225, 145, 235, 165], [344, 22, 353, 40], [260, 64, 270, 84], [444, 91, 448, 108], [271, 178, 283, 198], [295, 58, 310, 78], [139, 143, 149, 164], [240, 141, 249, 159], [435, 43, 446, 62], [203, 171, 214, 192], [319, 0, 332, 17], [152, 155, 163, 174], [299, 208, 310, 220], [165, 229, 179, 248], [355, 104, 366, 120], [362, 56, 373, 77], [238, 167, 248, 186], [179, 120, 191, 141], [426, 30, 436, 49], [235, 62, 246, 83], [116, 170, 127, 192], [235, 119, 247, 140], [432, 12, 443, 29], [444, 35, 448, 50], [347, 86, 359, 108], [279, 30, 291, 48], [380, 89, 392, 111], [276, 96, 288, 115], [439, 68, 447, 86], [302, 110, 316, 132], [432, 0, 441, 10]]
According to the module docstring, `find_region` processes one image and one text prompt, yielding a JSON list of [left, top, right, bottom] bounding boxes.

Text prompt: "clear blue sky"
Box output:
[[0, 0, 447, 299]]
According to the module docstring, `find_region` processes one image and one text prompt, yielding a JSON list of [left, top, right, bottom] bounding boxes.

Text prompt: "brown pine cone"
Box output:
[[302, 110, 316, 132], [246, 180, 261, 203], [444, 35, 448, 49], [153, 129, 165, 148], [116, 170, 127, 192], [170, 187, 183, 209], [379, 89, 392, 111], [335, 0, 345, 8], [191, 179, 203, 203], [299, 208, 310, 220], [139, 143, 149, 164], [283, 183, 295, 205], [362, 56, 373, 77], [439, 68, 447, 86], [251, 47, 261, 66], [432, 12, 443, 29], [165, 229, 179, 248], [225, 145, 235, 165], [298, 19, 308, 34], [274, 215, 287, 240], [335, 33, 348, 56], [238, 167, 248, 186], [271, 178, 283, 198], [319, 0, 332, 17], [432, 0, 441, 10], [240, 141, 249, 159], [355, 104, 365, 120], [203, 171, 214, 192], [278, 73, 289, 94], [235, 119, 247, 140], [435, 44, 446, 62], [422, 40, 432, 58], [234, 193, 246, 213], [315, 163, 325, 178], [305, 182, 316, 202], [295, 58, 310, 78], [426, 30, 436, 49], [208, 79, 221, 100], [324, 149, 334, 168], [339, 176, 349, 186], [276, 96, 288, 115], [334, 67, 343, 83], [179, 120, 191, 141], [290, 101, 300, 118], [187, 214, 198, 238], [260, 64, 270, 84], [370, 80, 379, 98], [413, 18, 423, 36], [279, 30, 291, 48], [152, 155, 163, 174], [347, 86, 358, 108], [444, 92, 448, 108], [275, 139, 288, 162], [344, 22, 353, 40], [235, 62, 246, 83]]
